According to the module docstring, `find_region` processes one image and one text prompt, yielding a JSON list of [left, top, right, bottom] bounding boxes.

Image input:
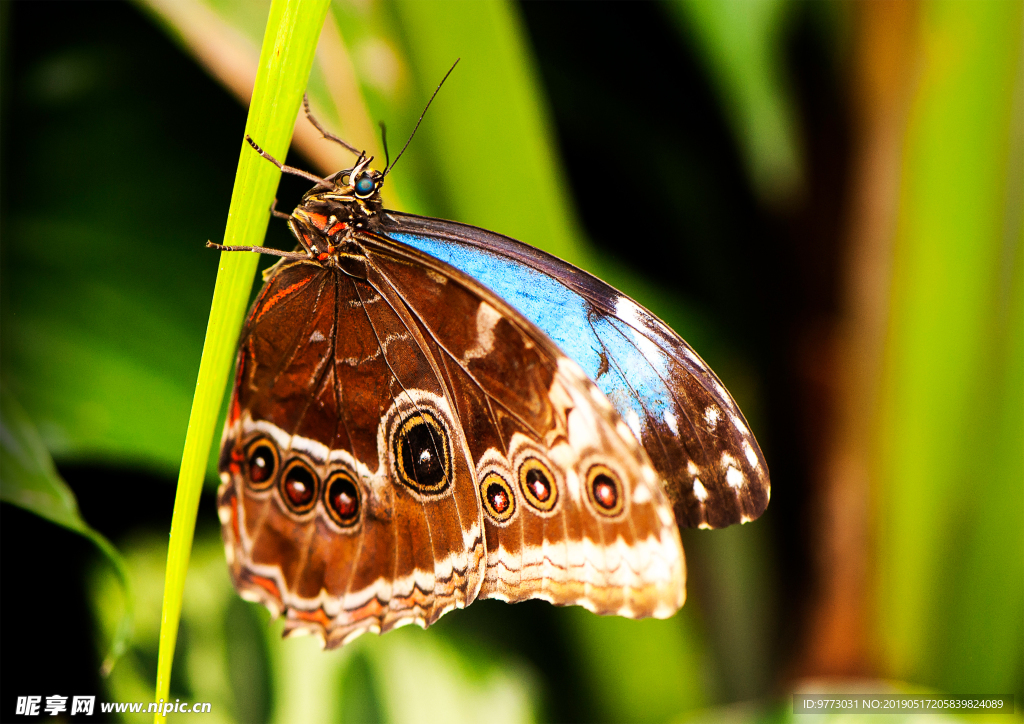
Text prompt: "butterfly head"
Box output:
[[338, 152, 384, 200], [312, 153, 384, 207], [288, 154, 386, 261]]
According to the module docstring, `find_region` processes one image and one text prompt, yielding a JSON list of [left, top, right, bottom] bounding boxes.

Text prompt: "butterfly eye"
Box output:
[[480, 472, 516, 524], [324, 471, 361, 528], [586, 464, 624, 517], [280, 460, 319, 513], [353, 174, 377, 197], [518, 457, 558, 512], [245, 440, 278, 489], [393, 411, 451, 495]]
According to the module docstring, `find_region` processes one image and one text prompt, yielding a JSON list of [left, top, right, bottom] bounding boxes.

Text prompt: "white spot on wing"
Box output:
[[615, 295, 645, 328], [693, 479, 708, 502], [426, 269, 447, 285], [616, 296, 672, 378], [704, 406, 721, 429], [309, 329, 326, 343], [463, 301, 501, 360], [625, 409, 643, 441], [726, 466, 744, 489], [730, 413, 751, 437], [631, 330, 664, 369], [664, 410, 679, 436], [687, 460, 699, 476], [742, 440, 759, 468]]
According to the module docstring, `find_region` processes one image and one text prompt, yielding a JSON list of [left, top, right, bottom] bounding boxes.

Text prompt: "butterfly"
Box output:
[[210, 85, 770, 648]]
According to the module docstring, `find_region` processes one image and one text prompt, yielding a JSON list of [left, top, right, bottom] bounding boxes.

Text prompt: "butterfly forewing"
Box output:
[[380, 212, 770, 530]]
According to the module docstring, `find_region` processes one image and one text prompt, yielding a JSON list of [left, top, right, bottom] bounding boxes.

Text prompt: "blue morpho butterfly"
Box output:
[[210, 74, 769, 648]]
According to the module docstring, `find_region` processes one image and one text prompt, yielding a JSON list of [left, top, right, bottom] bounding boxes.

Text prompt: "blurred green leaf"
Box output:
[[665, 0, 803, 206], [365, 626, 536, 724], [384, 0, 586, 265], [681, 523, 775, 703], [94, 533, 249, 724], [266, 630, 349, 724], [0, 383, 134, 676], [2, 218, 210, 477], [564, 606, 709, 723]]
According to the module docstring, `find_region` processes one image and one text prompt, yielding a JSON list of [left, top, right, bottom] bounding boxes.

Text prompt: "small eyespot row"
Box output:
[[241, 437, 361, 526]]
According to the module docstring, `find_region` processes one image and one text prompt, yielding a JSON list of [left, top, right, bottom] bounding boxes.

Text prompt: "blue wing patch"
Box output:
[[384, 215, 769, 529]]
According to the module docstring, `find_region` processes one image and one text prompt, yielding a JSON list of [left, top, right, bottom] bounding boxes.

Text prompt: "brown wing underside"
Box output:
[[218, 244, 684, 647]]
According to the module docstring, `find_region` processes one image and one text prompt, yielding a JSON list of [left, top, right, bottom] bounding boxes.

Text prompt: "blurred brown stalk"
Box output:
[[799, 0, 920, 677]]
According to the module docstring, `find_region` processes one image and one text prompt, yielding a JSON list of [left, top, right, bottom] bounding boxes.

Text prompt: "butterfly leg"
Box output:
[[205, 240, 308, 259], [270, 198, 292, 220]]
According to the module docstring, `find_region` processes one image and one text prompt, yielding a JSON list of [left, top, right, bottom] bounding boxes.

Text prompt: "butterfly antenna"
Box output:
[[303, 93, 361, 156], [383, 58, 460, 177], [380, 122, 391, 171]]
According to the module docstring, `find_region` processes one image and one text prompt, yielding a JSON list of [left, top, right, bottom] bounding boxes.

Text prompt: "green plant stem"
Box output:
[[152, 1, 330, 720]]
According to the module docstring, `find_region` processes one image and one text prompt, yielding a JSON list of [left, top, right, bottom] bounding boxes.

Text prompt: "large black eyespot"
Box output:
[[586, 464, 624, 517], [245, 439, 278, 489], [480, 472, 516, 524], [518, 457, 558, 512], [354, 174, 376, 197], [393, 411, 451, 495], [324, 471, 360, 528], [280, 459, 319, 513]]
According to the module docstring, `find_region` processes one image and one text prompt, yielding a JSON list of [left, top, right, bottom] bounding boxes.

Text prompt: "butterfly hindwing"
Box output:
[[361, 234, 685, 619]]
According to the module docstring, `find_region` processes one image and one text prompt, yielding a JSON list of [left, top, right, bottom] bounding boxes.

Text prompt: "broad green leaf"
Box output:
[[0, 383, 134, 676]]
